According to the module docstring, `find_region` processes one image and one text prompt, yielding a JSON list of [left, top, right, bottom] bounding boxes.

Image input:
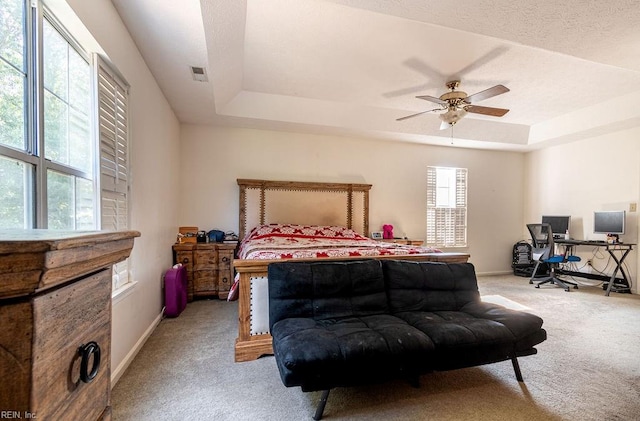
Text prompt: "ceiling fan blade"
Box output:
[[383, 83, 430, 98], [416, 95, 448, 106], [384, 58, 443, 98], [464, 85, 509, 104], [396, 110, 431, 121], [450, 46, 509, 80], [465, 105, 510, 117], [396, 108, 440, 121], [403, 57, 445, 82]]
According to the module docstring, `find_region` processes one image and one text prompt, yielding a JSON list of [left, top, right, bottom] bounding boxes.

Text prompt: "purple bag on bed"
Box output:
[[164, 265, 187, 317]]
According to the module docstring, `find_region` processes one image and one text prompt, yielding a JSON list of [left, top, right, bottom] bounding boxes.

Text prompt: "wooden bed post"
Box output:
[[238, 184, 247, 241], [234, 269, 273, 362], [259, 184, 266, 226], [364, 188, 369, 237], [347, 186, 353, 230]]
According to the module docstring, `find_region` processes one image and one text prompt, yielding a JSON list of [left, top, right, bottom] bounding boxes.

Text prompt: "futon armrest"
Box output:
[[460, 301, 544, 341]]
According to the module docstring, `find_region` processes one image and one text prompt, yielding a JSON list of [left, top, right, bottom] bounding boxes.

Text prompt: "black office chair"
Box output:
[[526, 223, 578, 292]]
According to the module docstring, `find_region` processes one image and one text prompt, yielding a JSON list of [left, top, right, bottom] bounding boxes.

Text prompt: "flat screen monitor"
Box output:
[[541, 215, 570, 236], [594, 210, 625, 235]]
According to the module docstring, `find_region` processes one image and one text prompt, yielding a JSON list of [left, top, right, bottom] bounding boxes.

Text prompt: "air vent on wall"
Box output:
[[190, 66, 208, 82]]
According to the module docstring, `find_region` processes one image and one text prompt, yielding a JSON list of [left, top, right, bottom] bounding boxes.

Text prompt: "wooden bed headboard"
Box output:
[[237, 179, 372, 241]]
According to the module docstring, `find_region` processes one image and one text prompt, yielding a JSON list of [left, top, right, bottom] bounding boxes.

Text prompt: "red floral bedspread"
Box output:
[[236, 223, 441, 260]]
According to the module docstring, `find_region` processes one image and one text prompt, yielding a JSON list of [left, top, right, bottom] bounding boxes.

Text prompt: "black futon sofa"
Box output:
[[268, 259, 547, 420]]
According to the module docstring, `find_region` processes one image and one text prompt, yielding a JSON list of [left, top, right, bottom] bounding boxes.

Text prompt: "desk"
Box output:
[[555, 239, 635, 296]]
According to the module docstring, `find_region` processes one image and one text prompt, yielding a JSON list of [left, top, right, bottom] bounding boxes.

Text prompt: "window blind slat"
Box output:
[[97, 55, 131, 292]]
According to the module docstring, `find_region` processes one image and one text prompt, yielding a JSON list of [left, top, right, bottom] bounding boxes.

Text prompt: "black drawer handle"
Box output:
[[182, 257, 190, 264], [78, 341, 101, 383], [222, 257, 229, 263]]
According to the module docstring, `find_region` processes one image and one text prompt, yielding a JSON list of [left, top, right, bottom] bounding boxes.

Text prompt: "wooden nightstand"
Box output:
[[172, 242, 237, 300], [380, 238, 424, 246]]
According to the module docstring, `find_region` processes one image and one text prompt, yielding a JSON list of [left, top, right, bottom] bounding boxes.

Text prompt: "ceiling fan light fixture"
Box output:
[[439, 108, 467, 124]]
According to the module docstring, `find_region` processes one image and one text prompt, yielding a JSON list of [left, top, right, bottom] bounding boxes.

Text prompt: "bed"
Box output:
[[233, 179, 470, 362]]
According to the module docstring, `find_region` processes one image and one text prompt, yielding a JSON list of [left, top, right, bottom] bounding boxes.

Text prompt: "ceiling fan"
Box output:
[[396, 81, 510, 129]]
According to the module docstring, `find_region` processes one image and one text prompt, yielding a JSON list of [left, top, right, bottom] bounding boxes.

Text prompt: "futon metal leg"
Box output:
[[313, 389, 330, 420], [511, 356, 524, 382]]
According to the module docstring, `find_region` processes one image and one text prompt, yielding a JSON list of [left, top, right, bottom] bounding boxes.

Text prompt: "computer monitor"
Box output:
[[594, 210, 625, 235], [541, 215, 570, 237]]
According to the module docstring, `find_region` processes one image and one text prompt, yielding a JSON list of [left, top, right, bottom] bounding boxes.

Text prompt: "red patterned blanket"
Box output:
[[237, 223, 440, 260]]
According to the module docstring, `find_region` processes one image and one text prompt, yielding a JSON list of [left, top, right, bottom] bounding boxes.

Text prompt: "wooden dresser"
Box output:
[[0, 229, 139, 421], [172, 242, 236, 300]]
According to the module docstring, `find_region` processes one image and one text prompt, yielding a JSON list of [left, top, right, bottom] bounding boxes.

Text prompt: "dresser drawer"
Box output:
[[219, 251, 233, 270], [217, 250, 234, 297], [194, 250, 218, 270], [31, 269, 111, 421], [218, 272, 231, 295], [194, 270, 217, 293], [175, 251, 193, 270]]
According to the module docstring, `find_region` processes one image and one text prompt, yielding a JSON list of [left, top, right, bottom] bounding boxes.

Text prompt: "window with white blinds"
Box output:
[[426, 166, 467, 248], [96, 54, 131, 292]]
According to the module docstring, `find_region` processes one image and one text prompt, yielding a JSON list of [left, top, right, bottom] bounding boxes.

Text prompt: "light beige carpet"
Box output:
[[112, 274, 640, 420]]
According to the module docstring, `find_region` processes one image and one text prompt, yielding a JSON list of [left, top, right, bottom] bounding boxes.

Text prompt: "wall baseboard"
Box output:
[[111, 308, 164, 387], [476, 270, 514, 277]]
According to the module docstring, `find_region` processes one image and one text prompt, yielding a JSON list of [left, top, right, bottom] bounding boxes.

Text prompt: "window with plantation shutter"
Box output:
[[96, 54, 131, 292], [426, 166, 467, 248]]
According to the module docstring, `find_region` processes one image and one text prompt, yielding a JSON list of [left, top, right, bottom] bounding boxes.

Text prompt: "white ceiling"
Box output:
[[111, 0, 640, 151]]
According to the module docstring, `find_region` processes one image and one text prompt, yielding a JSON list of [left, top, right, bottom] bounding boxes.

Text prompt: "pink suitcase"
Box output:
[[164, 265, 187, 317]]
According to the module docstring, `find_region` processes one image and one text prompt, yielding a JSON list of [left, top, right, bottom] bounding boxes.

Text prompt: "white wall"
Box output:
[[56, 0, 181, 381], [179, 125, 525, 274], [525, 131, 640, 292]]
